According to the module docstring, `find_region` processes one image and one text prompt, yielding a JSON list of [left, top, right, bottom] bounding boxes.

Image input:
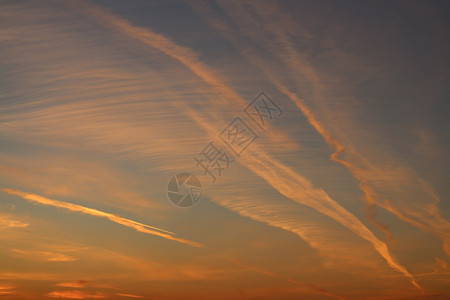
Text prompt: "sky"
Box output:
[[1, 0, 450, 299]]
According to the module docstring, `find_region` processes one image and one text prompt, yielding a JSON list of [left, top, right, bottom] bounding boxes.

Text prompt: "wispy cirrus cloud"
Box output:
[[115, 293, 144, 299], [12, 249, 78, 262], [56, 280, 89, 288], [66, 0, 422, 290], [55, 280, 121, 292], [0, 153, 164, 213], [47, 290, 107, 299], [0, 215, 28, 230], [0, 0, 380, 284], [1, 0, 447, 298], [2, 188, 202, 247]]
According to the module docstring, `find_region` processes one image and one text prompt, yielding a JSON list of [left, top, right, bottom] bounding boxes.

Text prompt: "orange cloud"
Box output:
[[0, 284, 16, 295], [2, 188, 202, 247], [56, 280, 89, 288], [12, 249, 77, 262], [0, 153, 163, 213], [56, 280, 119, 290], [433, 258, 450, 274], [116, 293, 144, 299], [47, 290, 106, 299], [0, 215, 28, 230]]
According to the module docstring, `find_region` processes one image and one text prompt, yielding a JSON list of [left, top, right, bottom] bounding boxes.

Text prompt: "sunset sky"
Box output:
[[1, 0, 450, 299]]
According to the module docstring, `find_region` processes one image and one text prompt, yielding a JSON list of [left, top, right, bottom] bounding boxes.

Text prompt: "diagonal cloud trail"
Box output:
[[71, 0, 422, 290], [1, 188, 202, 247]]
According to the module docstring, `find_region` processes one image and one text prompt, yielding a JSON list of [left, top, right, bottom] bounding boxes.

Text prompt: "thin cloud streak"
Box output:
[[46, 290, 107, 299], [55, 281, 120, 290], [2, 188, 202, 247], [0, 216, 29, 230], [12, 249, 78, 262], [56, 281, 89, 288], [116, 293, 144, 299], [0, 284, 16, 296]]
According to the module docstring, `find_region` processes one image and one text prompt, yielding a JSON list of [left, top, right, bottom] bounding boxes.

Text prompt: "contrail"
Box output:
[[2, 188, 202, 247]]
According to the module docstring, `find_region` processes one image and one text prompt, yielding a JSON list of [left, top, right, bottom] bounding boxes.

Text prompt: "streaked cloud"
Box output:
[[55, 280, 120, 291], [115, 293, 144, 299], [56, 280, 89, 288], [0, 215, 28, 229], [47, 290, 107, 299], [12, 249, 78, 262], [0, 284, 16, 296], [2, 188, 202, 247]]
